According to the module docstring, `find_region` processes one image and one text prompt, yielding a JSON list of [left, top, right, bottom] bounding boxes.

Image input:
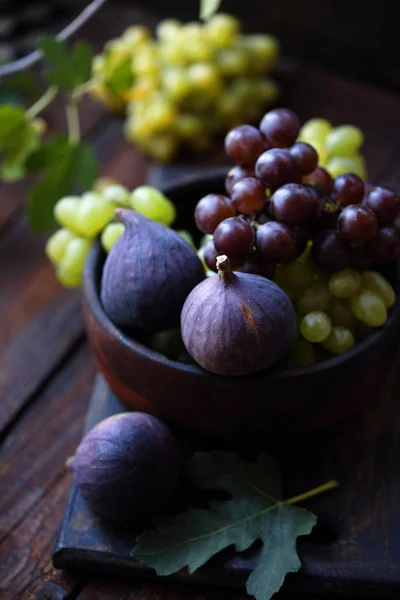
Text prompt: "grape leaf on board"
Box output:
[[200, 0, 221, 20], [133, 452, 317, 600], [27, 137, 97, 232]]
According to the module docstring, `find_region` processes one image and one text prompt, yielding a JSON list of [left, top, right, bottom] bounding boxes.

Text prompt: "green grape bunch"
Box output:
[[45, 182, 180, 288], [90, 14, 280, 162]]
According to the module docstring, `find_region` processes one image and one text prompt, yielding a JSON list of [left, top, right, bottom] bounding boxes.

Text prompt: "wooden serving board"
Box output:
[[53, 358, 400, 598]]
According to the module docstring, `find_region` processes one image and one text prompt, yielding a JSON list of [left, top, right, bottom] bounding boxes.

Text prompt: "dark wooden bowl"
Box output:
[[82, 169, 400, 443]]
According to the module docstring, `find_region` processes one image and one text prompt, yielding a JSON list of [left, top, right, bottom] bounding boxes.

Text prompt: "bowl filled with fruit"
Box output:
[[77, 108, 400, 444]]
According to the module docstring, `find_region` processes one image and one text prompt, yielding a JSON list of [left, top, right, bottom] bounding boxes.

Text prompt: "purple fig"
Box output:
[[69, 412, 180, 523], [101, 209, 204, 331], [181, 255, 295, 376]]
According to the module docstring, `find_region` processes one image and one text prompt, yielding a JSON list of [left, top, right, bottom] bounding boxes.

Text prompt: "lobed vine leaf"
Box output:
[[27, 138, 97, 232], [39, 36, 94, 92], [133, 452, 317, 600], [0, 104, 42, 182]]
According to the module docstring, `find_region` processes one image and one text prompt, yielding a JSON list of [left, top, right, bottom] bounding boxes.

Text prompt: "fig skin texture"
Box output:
[[181, 255, 295, 376], [101, 209, 205, 331], [70, 412, 180, 523]]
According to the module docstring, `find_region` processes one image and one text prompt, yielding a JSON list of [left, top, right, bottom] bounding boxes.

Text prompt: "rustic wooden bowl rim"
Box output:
[[83, 168, 400, 382]]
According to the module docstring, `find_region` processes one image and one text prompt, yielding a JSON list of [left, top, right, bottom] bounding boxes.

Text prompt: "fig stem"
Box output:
[[216, 255, 232, 273]]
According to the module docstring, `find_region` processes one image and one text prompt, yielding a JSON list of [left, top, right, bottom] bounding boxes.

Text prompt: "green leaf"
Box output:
[[27, 139, 97, 232], [39, 36, 93, 91], [0, 105, 41, 181], [107, 59, 134, 96], [200, 0, 221, 20], [133, 452, 317, 600], [73, 142, 98, 190], [25, 135, 70, 171]]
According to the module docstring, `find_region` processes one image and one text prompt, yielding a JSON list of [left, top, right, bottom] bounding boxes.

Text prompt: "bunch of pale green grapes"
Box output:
[[46, 182, 179, 288], [90, 14, 280, 162], [298, 118, 366, 179]]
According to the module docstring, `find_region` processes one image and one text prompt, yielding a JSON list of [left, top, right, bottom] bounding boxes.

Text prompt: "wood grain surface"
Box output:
[[1, 3, 400, 600]]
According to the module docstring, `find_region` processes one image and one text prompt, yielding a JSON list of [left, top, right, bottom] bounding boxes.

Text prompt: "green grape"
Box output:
[[361, 271, 395, 308], [159, 40, 188, 66], [205, 13, 240, 49], [77, 192, 115, 237], [142, 97, 176, 132], [187, 63, 221, 95], [300, 311, 332, 343], [206, 270, 217, 277], [325, 125, 363, 157], [163, 69, 190, 102], [288, 340, 317, 368], [350, 290, 387, 327], [130, 185, 176, 225], [328, 299, 356, 330], [57, 237, 93, 288], [122, 25, 152, 50], [328, 268, 362, 298], [32, 117, 46, 135], [307, 138, 328, 166], [326, 156, 366, 180], [217, 48, 248, 76], [321, 326, 354, 354], [274, 262, 315, 300], [200, 234, 213, 248], [156, 19, 182, 41], [297, 283, 332, 314], [256, 78, 280, 103], [101, 222, 125, 252], [243, 34, 279, 72], [139, 133, 178, 162], [132, 43, 159, 77], [45, 228, 74, 266], [54, 196, 81, 232], [102, 184, 130, 207], [298, 118, 332, 144], [176, 114, 203, 139], [177, 230, 195, 249]]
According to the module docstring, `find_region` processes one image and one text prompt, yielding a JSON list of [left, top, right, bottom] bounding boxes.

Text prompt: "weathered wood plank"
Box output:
[[0, 344, 95, 599]]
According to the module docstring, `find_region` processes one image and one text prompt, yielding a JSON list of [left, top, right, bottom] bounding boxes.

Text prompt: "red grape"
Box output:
[[311, 230, 350, 272], [366, 226, 400, 264], [195, 194, 236, 234], [270, 183, 320, 226], [363, 185, 400, 224], [259, 108, 301, 148], [349, 245, 372, 270], [224, 125, 267, 167], [256, 221, 298, 263], [231, 177, 267, 214], [289, 142, 318, 175], [225, 165, 255, 195], [203, 240, 219, 272], [337, 205, 378, 244], [213, 216, 255, 262], [312, 208, 339, 236], [331, 173, 364, 207], [303, 167, 333, 195], [255, 148, 300, 188], [238, 250, 276, 279]]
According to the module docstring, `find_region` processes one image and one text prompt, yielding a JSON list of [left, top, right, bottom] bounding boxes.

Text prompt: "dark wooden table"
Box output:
[[2, 4, 400, 600]]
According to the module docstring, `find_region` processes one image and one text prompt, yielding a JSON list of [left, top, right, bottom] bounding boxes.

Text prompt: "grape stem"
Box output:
[[66, 99, 81, 144], [26, 85, 58, 120]]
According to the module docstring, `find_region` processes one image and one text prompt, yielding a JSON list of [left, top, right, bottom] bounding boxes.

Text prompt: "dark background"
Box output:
[[0, 0, 399, 93]]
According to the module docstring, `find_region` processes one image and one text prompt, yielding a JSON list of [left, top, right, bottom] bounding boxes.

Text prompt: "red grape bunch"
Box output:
[[194, 108, 400, 277]]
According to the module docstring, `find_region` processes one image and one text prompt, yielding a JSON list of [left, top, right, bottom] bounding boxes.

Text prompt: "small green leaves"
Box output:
[[133, 452, 321, 600], [39, 36, 94, 92], [0, 105, 42, 182], [27, 137, 97, 232], [200, 0, 221, 20]]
